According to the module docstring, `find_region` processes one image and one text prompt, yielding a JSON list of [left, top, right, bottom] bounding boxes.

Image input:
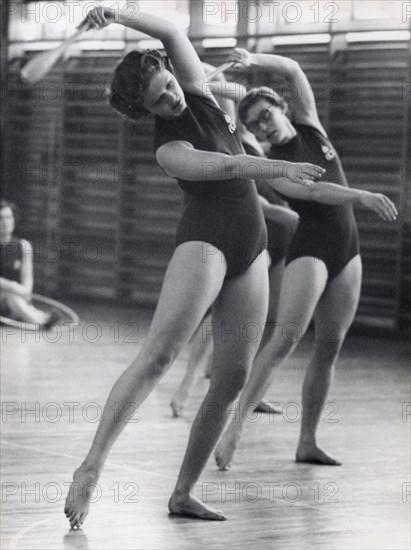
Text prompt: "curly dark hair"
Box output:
[[238, 86, 289, 126], [107, 49, 173, 121]]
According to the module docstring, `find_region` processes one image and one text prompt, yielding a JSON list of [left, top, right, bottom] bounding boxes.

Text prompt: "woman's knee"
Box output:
[[140, 346, 180, 379], [316, 321, 347, 351], [4, 294, 19, 307], [272, 327, 301, 360], [313, 335, 345, 367], [210, 362, 249, 401]]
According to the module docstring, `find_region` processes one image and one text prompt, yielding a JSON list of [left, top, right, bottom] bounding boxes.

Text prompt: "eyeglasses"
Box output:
[[245, 106, 274, 133]]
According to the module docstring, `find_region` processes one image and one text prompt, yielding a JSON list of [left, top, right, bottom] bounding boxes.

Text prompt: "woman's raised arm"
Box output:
[[80, 7, 205, 92], [228, 48, 327, 135]]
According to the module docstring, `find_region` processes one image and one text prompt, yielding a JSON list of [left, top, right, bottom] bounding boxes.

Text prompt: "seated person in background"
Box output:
[[0, 199, 55, 326]]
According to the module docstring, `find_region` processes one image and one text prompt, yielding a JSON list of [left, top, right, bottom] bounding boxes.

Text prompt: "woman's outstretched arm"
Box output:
[[80, 7, 205, 92], [156, 140, 324, 185], [271, 178, 398, 221]]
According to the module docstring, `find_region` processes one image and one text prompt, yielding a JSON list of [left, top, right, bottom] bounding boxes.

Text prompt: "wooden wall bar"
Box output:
[[3, 14, 410, 330]]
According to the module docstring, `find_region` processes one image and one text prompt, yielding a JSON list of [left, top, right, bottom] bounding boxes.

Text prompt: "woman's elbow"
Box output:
[[288, 210, 300, 229], [288, 59, 302, 76]]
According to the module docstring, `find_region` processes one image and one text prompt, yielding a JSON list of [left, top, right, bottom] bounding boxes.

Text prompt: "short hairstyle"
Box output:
[[0, 199, 18, 223], [107, 49, 172, 121], [238, 86, 289, 125]]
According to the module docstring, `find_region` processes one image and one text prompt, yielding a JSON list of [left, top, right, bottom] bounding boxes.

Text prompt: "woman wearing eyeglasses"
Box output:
[[215, 48, 398, 470]]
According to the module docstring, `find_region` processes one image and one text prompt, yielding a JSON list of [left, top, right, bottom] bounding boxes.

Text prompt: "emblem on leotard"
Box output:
[[224, 114, 236, 134], [321, 144, 336, 161]]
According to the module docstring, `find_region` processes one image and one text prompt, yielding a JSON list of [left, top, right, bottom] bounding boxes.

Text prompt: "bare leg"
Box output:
[[171, 259, 286, 417], [260, 258, 285, 349], [170, 313, 213, 417], [203, 345, 213, 378], [215, 258, 328, 470], [169, 253, 269, 520], [296, 255, 362, 465], [3, 294, 49, 324], [65, 243, 226, 528], [254, 259, 285, 414]]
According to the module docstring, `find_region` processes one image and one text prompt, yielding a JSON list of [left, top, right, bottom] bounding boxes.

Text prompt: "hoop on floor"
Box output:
[[0, 293, 80, 332]]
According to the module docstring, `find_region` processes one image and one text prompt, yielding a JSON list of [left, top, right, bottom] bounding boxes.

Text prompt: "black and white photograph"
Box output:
[[1, 1, 410, 548]]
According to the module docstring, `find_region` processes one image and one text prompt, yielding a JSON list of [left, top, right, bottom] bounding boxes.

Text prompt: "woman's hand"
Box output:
[[272, 161, 325, 186], [360, 191, 398, 221], [78, 6, 116, 30], [229, 48, 253, 70]]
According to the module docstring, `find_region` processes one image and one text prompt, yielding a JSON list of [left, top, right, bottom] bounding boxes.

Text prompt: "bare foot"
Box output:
[[64, 466, 99, 528], [169, 492, 226, 521], [170, 396, 185, 418], [296, 442, 342, 466], [214, 425, 241, 471], [254, 401, 281, 414]]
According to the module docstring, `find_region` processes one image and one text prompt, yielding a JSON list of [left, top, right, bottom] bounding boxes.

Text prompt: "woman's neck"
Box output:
[[283, 119, 297, 143]]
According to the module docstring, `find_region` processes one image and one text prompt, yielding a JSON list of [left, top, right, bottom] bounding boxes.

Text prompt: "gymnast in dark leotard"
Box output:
[[169, 66, 299, 418], [215, 48, 398, 470], [154, 90, 267, 278], [268, 123, 359, 279], [64, 8, 324, 527]]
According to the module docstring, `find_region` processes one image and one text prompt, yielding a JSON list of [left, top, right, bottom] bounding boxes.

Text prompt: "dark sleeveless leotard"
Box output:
[[0, 237, 24, 315], [269, 123, 359, 279], [0, 237, 24, 282], [242, 142, 295, 266], [154, 92, 267, 278]]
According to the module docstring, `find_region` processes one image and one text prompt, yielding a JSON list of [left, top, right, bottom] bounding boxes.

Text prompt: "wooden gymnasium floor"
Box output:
[[1, 301, 410, 550]]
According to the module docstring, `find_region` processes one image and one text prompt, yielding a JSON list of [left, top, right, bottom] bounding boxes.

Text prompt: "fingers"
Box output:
[[229, 48, 249, 69], [92, 9, 104, 28], [376, 195, 398, 222], [81, 7, 107, 29], [292, 163, 324, 185], [293, 163, 325, 182], [302, 163, 325, 180], [372, 197, 391, 221], [385, 196, 398, 220], [301, 179, 313, 187]]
